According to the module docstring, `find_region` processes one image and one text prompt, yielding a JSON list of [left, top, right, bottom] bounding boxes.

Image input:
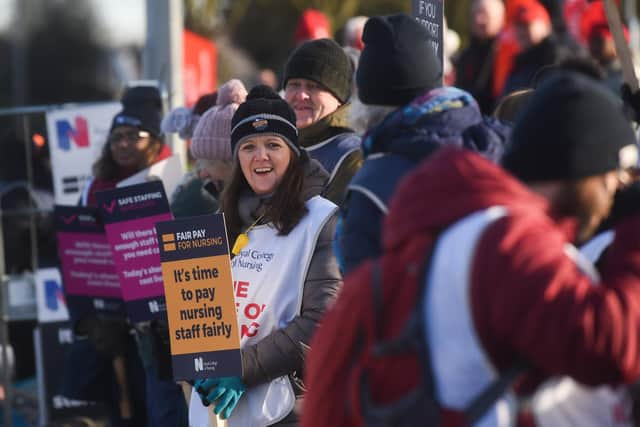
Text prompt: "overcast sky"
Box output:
[[0, 0, 14, 33], [0, 0, 146, 46]]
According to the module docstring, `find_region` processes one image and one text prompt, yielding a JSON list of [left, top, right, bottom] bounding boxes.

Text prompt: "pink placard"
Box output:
[[104, 214, 173, 301], [57, 231, 121, 298]]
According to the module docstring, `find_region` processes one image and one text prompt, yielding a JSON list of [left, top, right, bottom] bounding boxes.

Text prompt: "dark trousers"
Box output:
[[60, 335, 147, 427], [135, 326, 188, 427]]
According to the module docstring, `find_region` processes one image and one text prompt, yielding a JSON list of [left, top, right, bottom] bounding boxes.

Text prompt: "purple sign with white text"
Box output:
[[96, 181, 173, 322], [54, 206, 123, 317]]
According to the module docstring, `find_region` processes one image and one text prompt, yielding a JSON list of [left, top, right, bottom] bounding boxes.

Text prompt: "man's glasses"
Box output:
[[108, 130, 150, 145]]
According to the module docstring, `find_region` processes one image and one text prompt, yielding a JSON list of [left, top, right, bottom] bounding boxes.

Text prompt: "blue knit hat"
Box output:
[[110, 86, 163, 137]]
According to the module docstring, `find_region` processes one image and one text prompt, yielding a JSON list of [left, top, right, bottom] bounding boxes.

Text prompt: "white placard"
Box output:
[[46, 103, 121, 205], [116, 154, 185, 200], [34, 268, 69, 323], [7, 273, 37, 320]]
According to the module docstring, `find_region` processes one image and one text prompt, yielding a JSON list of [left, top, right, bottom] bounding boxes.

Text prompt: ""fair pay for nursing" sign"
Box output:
[[155, 214, 241, 380]]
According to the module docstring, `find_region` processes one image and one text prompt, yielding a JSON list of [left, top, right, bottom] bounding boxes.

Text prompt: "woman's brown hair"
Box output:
[[220, 151, 308, 242], [92, 133, 164, 180]]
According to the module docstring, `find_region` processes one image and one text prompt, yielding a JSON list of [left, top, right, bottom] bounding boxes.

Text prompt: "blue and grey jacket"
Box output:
[[338, 87, 511, 274], [298, 104, 363, 206]]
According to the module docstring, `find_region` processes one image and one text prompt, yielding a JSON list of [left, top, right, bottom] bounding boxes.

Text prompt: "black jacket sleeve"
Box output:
[[240, 214, 343, 387]]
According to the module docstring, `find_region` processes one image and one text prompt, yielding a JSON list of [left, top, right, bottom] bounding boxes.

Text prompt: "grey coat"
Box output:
[[236, 158, 342, 403]]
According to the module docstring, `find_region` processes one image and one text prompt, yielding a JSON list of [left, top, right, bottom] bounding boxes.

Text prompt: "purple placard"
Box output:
[[57, 231, 121, 298], [105, 215, 171, 301], [54, 205, 124, 317], [97, 181, 173, 322]]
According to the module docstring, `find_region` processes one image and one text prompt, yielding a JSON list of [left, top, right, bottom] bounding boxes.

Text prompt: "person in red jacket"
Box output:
[[302, 73, 640, 426], [455, 0, 506, 114]]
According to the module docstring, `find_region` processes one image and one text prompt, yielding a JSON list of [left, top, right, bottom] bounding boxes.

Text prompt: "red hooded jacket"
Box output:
[[302, 147, 640, 426]]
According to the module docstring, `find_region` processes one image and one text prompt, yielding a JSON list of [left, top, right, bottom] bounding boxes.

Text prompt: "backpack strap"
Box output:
[[363, 233, 527, 426], [358, 260, 441, 427], [359, 252, 440, 427], [417, 230, 527, 426], [463, 359, 527, 425]]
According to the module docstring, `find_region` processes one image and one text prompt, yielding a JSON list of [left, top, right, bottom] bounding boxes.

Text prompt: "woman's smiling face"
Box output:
[[108, 125, 153, 169], [237, 135, 292, 195]]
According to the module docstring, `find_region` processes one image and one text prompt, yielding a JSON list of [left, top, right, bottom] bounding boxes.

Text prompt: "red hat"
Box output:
[[580, 1, 629, 43], [294, 9, 331, 44], [513, 0, 551, 25]]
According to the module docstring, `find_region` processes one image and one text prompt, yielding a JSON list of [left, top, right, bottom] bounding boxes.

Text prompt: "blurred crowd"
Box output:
[[453, 0, 631, 114], [23, 1, 640, 427]]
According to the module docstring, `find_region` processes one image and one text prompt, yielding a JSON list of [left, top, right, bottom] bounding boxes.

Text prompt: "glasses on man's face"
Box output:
[[108, 130, 150, 145]]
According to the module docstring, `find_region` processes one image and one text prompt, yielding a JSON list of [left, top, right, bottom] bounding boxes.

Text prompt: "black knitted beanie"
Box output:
[[283, 38, 353, 103], [503, 73, 637, 181], [356, 14, 442, 106], [110, 86, 163, 137], [231, 85, 299, 155]]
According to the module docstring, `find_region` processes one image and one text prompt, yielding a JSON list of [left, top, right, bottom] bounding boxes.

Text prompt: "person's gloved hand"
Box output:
[[209, 376, 245, 419], [195, 376, 245, 419], [194, 378, 216, 405]]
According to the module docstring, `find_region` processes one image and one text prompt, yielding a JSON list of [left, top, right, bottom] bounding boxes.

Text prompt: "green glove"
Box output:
[[194, 378, 214, 406], [205, 376, 245, 419], [194, 378, 216, 398]]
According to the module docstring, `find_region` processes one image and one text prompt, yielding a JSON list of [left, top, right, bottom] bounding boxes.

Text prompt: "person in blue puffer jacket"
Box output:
[[337, 14, 510, 274]]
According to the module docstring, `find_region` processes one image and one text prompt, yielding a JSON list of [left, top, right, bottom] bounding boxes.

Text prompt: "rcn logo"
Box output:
[[56, 117, 89, 151], [45, 280, 65, 311], [58, 328, 73, 344], [194, 357, 204, 372], [148, 300, 160, 313]]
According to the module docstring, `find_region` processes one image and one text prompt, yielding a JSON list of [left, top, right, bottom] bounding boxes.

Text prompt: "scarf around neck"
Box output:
[[298, 104, 353, 148]]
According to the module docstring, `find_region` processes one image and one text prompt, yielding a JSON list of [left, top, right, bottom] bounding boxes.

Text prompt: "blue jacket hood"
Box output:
[[362, 86, 510, 162]]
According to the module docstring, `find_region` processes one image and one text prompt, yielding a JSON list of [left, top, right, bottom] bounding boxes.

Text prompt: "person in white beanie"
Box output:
[[161, 92, 219, 141], [170, 79, 248, 218]]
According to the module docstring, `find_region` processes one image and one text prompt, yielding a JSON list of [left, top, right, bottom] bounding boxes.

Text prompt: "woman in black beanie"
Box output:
[[81, 86, 171, 206], [189, 86, 342, 426], [61, 85, 185, 427]]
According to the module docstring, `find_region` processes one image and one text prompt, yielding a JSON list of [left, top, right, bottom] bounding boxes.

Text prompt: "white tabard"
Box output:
[[189, 195, 337, 427]]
